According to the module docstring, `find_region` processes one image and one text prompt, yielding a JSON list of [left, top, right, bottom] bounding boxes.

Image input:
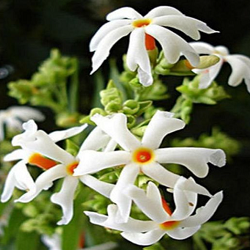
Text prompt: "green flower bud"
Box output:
[[126, 114, 136, 128], [176, 76, 229, 105], [131, 125, 147, 137], [105, 100, 122, 113], [197, 55, 220, 69], [123, 100, 140, 115], [129, 77, 144, 88], [8, 80, 34, 104], [225, 217, 250, 235], [100, 88, 122, 106], [89, 108, 106, 117]]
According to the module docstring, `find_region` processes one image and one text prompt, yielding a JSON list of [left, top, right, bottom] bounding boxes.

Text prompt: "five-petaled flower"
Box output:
[[90, 6, 217, 86], [74, 111, 226, 222], [190, 42, 250, 91], [85, 177, 223, 246]]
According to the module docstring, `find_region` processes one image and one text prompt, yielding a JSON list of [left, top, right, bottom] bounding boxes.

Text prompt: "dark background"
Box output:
[[0, 0, 250, 219]]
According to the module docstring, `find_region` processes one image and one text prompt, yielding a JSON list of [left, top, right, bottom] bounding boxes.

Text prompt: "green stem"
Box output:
[[69, 58, 79, 113]]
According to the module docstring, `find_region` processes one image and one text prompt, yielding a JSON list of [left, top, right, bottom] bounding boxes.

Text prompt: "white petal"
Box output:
[[126, 29, 153, 86], [171, 177, 198, 221], [141, 162, 180, 187], [145, 6, 184, 18], [124, 182, 169, 223], [153, 16, 218, 40], [51, 176, 79, 225], [193, 59, 223, 89], [90, 20, 132, 51], [126, 28, 150, 72], [180, 191, 223, 227], [226, 55, 250, 87], [106, 7, 143, 21], [20, 131, 74, 164], [103, 139, 117, 152], [16, 164, 66, 203], [155, 148, 226, 178], [189, 42, 215, 54], [41, 233, 61, 250], [91, 25, 133, 74], [121, 229, 165, 246], [75, 150, 130, 175], [48, 124, 87, 143], [137, 67, 153, 86], [142, 110, 185, 149], [91, 113, 141, 151], [80, 175, 114, 198], [12, 120, 38, 146], [4, 149, 27, 162], [79, 127, 111, 151], [182, 177, 211, 197], [214, 45, 230, 55], [146, 25, 199, 66], [166, 225, 201, 240], [110, 164, 140, 222], [1, 161, 35, 202], [85, 204, 156, 232]]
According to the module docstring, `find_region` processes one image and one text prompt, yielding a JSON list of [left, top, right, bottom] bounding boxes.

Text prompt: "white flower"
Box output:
[[90, 6, 217, 86], [85, 177, 223, 246], [1, 120, 86, 203], [1, 120, 115, 225], [74, 111, 226, 222], [189, 42, 250, 91], [0, 106, 44, 141]]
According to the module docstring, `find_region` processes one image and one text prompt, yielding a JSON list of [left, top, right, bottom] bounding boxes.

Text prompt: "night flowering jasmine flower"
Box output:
[[74, 111, 226, 222], [1, 120, 115, 225], [189, 42, 250, 91], [90, 6, 218, 86], [0, 106, 44, 141], [1, 120, 85, 203], [85, 177, 223, 246]]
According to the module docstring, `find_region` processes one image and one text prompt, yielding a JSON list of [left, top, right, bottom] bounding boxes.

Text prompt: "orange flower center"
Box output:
[[132, 18, 151, 28], [132, 19, 156, 51], [159, 197, 180, 230], [66, 161, 79, 175], [132, 147, 154, 164], [28, 153, 58, 170]]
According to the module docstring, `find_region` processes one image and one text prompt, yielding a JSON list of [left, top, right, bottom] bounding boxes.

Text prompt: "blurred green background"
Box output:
[[0, 0, 249, 222]]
